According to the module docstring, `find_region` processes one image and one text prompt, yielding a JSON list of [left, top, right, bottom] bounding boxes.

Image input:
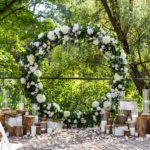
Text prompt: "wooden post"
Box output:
[[146, 114, 150, 134], [14, 126, 23, 137], [24, 115, 35, 134], [136, 115, 147, 137]]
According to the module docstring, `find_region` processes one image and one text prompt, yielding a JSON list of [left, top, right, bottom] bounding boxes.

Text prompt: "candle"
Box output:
[[34, 116, 39, 124], [19, 102, 24, 110], [16, 116, 22, 126], [135, 131, 138, 137], [31, 126, 36, 137], [47, 128, 53, 134], [114, 126, 128, 136], [130, 127, 135, 136], [8, 117, 17, 127], [25, 111, 29, 116], [100, 120, 107, 132]]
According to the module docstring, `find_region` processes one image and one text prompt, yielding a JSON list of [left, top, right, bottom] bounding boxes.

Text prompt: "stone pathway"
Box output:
[[8, 128, 150, 150]]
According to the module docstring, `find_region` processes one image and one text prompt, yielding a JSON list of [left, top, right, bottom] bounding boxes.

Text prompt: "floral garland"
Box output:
[[20, 24, 129, 127]]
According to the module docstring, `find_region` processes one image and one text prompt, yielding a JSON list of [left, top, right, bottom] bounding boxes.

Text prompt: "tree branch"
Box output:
[[100, 0, 130, 54], [0, 6, 25, 22], [0, 0, 18, 14]]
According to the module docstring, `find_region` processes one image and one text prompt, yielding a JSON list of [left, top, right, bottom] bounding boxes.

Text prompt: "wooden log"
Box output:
[[136, 115, 147, 137], [14, 126, 23, 137], [5, 124, 15, 136], [0, 114, 5, 126], [124, 130, 130, 137], [115, 114, 127, 124], [40, 121, 47, 134], [40, 117, 46, 122], [24, 115, 35, 134], [146, 114, 150, 134], [35, 123, 41, 135], [17, 110, 28, 116]]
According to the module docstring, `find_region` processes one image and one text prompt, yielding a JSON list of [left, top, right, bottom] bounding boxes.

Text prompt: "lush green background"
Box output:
[[0, 0, 149, 111]]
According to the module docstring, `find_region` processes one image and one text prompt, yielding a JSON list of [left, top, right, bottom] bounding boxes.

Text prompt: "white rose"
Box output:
[[39, 49, 45, 55], [124, 67, 128, 74], [118, 84, 123, 89], [60, 25, 70, 34], [72, 24, 80, 32], [47, 31, 56, 41], [106, 92, 111, 98], [93, 116, 97, 121], [38, 33, 44, 39], [73, 119, 77, 124], [54, 28, 61, 38], [43, 43, 47, 48], [36, 94, 46, 103], [114, 73, 123, 81], [95, 112, 99, 116], [30, 66, 37, 73], [38, 82, 43, 89], [33, 41, 40, 47], [34, 70, 42, 77], [87, 27, 94, 35], [68, 119, 71, 123], [97, 107, 101, 111], [93, 39, 99, 45], [27, 54, 35, 65], [92, 101, 99, 108], [102, 35, 111, 44], [64, 111, 70, 118], [64, 35, 69, 41], [120, 50, 126, 59], [49, 112, 54, 117], [103, 101, 111, 110], [20, 78, 26, 84]]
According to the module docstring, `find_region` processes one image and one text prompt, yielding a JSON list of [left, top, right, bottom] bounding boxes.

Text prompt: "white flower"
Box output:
[[34, 70, 42, 77], [47, 103, 51, 110], [124, 67, 128, 74], [95, 112, 99, 116], [54, 28, 61, 38], [120, 49, 126, 59], [27, 54, 35, 65], [38, 33, 44, 39], [60, 25, 70, 34], [104, 52, 112, 59], [33, 41, 40, 47], [114, 73, 123, 82], [43, 43, 47, 48], [20, 78, 26, 84], [73, 119, 77, 124], [30, 65, 38, 72], [106, 93, 111, 98], [93, 116, 97, 121], [97, 107, 101, 111], [102, 35, 111, 44], [53, 102, 60, 111], [68, 119, 71, 123], [36, 94, 46, 103], [103, 101, 111, 110], [72, 24, 80, 32], [77, 112, 82, 118], [118, 84, 123, 89], [93, 39, 99, 45], [47, 31, 56, 41], [92, 101, 99, 108], [63, 35, 69, 41], [87, 27, 94, 35], [39, 49, 45, 55], [49, 112, 54, 117], [64, 111, 70, 118], [38, 82, 43, 89]]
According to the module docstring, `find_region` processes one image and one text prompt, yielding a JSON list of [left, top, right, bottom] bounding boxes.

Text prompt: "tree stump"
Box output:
[[35, 123, 41, 135], [24, 115, 35, 134], [14, 126, 23, 137], [17, 110, 28, 116], [136, 115, 147, 137]]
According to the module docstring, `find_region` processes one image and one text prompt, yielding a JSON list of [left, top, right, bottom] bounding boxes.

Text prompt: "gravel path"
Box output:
[[8, 128, 150, 150]]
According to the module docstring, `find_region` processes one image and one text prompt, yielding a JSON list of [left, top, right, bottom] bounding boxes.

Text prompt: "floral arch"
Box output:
[[20, 24, 129, 127]]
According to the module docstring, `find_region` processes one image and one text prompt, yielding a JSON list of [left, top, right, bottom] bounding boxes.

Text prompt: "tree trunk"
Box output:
[[100, 0, 147, 95]]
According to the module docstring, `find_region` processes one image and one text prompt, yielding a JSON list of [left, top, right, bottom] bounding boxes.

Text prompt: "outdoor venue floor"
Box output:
[[7, 128, 150, 150]]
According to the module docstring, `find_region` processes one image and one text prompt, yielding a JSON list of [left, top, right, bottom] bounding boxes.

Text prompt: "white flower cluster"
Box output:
[[20, 24, 129, 122]]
